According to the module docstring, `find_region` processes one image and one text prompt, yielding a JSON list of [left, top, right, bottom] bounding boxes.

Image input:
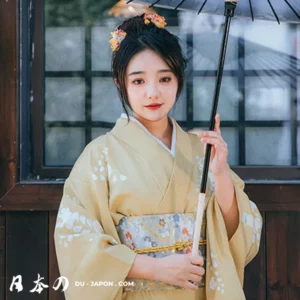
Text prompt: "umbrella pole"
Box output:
[[192, 1, 237, 256]]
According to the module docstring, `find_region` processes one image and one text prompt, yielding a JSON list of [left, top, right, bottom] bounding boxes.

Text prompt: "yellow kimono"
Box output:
[[54, 114, 263, 300]]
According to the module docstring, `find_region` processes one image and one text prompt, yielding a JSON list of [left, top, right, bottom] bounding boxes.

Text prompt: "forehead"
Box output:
[[126, 49, 170, 74]]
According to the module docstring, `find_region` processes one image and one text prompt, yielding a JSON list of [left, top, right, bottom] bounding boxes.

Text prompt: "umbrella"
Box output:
[[129, 0, 300, 23], [127, 0, 300, 256]]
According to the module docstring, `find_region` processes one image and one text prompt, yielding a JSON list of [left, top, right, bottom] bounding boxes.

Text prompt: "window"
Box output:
[[25, 0, 300, 181]]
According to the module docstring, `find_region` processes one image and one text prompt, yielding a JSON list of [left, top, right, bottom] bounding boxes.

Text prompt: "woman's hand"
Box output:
[[154, 253, 205, 290], [198, 113, 229, 177]]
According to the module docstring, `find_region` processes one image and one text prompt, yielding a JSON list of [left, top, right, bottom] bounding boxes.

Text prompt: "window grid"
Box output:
[[30, 7, 300, 179]]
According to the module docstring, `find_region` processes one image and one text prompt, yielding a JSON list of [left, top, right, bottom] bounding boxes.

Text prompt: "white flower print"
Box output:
[[209, 277, 217, 290], [91, 147, 127, 182], [91, 149, 107, 181], [207, 252, 225, 294], [55, 199, 109, 248], [242, 200, 262, 246]]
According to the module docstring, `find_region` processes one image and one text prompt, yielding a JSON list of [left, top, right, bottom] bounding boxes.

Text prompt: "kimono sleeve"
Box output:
[[226, 170, 263, 281], [205, 168, 263, 298], [54, 144, 137, 300]]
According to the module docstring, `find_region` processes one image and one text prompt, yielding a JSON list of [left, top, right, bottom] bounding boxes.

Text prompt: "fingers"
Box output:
[[188, 129, 204, 135], [201, 137, 228, 150], [200, 131, 220, 138], [214, 113, 221, 134], [183, 280, 199, 290], [190, 265, 205, 276], [199, 113, 221, 137], [188, 255, 205, 278], [189, 273, 203, 283], [189, 254, 204, 266]]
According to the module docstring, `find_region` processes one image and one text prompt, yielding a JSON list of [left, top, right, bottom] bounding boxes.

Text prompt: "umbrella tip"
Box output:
[[267, 0, 280, 24]]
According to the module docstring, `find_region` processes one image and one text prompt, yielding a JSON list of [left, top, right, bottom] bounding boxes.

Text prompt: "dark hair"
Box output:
[[111, 13, 187, 119]]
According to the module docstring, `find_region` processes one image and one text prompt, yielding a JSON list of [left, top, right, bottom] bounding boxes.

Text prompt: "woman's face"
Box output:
[[125, 48, 178, 122]]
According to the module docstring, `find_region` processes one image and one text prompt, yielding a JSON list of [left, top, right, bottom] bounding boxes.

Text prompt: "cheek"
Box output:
[[166, 82, 179, 99], [127, 84, 141, 96], [126, 86, 141, 107]]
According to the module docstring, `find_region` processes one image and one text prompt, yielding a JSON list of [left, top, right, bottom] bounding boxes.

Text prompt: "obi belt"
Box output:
[[116, 213, 206, 291]]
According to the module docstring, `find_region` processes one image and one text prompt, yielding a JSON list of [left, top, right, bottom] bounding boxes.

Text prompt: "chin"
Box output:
[[142, 112, 169, 122]]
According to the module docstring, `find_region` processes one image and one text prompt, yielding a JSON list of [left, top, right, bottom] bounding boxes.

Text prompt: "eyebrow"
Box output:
[[127, 69, 172, 77]]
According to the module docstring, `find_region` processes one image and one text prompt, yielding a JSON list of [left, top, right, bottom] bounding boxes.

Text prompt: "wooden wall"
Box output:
[[1, 188, 300, 300], [1, 0, 300, 299]]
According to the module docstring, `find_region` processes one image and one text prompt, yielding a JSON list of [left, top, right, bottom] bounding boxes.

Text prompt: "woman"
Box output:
[[54, 13, 263, 300]]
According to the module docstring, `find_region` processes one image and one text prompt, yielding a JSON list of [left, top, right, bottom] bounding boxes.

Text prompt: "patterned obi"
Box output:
[[116, 213, 206, 291]]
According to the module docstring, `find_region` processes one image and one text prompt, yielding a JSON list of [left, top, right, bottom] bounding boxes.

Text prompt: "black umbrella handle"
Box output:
[[200, 2, 236, 194]]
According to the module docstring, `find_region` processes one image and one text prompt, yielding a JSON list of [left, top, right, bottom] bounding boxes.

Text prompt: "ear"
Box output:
[[113, 78, 120, 88]]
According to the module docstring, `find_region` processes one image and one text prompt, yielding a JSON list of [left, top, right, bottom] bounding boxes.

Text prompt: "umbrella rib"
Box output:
[[175, 0, 186, 10], [267, 0, 280, 24], [197, 0, 208, 15], [248, 0, 254, 21], [126, 0, 162, 6], [149, 0, 162, 8], [284, 0, 300, 20]]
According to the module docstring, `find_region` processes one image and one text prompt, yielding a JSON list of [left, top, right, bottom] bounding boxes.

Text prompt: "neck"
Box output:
[[132, 113, 173, 142]]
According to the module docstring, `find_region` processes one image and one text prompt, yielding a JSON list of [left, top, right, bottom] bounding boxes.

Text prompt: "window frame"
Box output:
[[29, 0, 300, 181]]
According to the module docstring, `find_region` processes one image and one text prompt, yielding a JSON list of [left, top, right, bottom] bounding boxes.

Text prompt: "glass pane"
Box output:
[[192, 14, 239, 71], [45, 128, 85, 166], [45, 27, 85, 71], [92, 26, 113, 71], [193, 77, 239, 121], [244, 21, 292, 70], [92, 78, 122, 122], [45, 78, 85, 121], [221, 128, 239, 166], [245, 127, 291, 165], [245, 76, 290, 120]]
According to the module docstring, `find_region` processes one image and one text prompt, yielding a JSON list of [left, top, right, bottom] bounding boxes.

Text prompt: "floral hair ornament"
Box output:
[[109, 29, 127, 52], [144, 13, 167, 28], [109, 13, 166, 52]]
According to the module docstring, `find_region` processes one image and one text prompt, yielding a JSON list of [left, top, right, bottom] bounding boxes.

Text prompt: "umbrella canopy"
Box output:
[[132, 0, 300, 23]]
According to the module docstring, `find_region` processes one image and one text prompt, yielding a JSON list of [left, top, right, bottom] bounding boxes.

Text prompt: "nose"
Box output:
[[146, 83, 159, 100]]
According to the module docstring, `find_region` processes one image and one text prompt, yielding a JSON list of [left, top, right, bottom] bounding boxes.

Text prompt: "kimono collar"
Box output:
[[118, 113, 177, 157]]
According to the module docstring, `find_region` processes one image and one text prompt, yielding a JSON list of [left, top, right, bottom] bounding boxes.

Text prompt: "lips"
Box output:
[[145, 103, 162, 110], [146, 103, 162, 107]]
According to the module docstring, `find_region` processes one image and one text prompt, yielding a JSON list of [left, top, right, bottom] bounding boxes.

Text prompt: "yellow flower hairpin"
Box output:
[[144, 13, 167, 28], [109, 29, 127, 52], [109, 14, 166, 52]]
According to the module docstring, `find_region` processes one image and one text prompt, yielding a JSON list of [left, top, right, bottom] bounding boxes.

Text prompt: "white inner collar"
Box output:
[[120, 113, 176, 157]]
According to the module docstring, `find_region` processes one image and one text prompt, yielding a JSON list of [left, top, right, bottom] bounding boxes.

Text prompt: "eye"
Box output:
[[132, 79, 144, 85], [160, 77, 172, 83]]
